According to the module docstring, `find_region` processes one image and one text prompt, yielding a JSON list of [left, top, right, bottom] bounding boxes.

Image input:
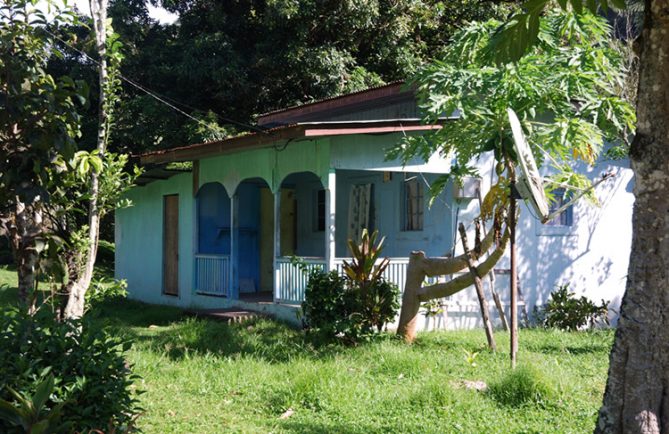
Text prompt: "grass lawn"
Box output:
[[0, 266, 612, 433]]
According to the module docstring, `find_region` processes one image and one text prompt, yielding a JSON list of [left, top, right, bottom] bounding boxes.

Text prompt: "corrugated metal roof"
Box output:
[[257, 80, 409, 125]]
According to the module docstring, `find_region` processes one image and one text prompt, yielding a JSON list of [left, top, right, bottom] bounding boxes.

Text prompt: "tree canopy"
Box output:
[[53, 0, 515, 154], [394, 7, 635, 342], [390, 8, 635, 205]]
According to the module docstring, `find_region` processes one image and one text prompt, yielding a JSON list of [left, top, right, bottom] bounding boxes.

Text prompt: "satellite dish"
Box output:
[[507, 108, 551, 223], [506, 108, 614, 224]]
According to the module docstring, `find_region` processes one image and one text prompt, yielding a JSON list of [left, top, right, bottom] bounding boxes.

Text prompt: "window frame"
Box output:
[[401, 178, 424, 232]]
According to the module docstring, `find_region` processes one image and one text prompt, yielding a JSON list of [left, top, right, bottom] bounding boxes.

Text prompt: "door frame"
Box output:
[[163, 194, 180, 297]]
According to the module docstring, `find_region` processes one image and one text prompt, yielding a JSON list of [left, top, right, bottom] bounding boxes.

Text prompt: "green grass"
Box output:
[[0, 267, 613, 433]]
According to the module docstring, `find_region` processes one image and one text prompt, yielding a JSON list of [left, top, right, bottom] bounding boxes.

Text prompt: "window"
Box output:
[[402, 178, 424, 231], [315, 189, 326, 232], [546, 188, 573, 226]]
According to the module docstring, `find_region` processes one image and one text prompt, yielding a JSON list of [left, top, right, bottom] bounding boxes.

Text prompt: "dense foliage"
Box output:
[[538, 284, 610, 331], [390, 8, 635, 204], [302, 230, 399, 343], [52, 0, 514, 154], [0, 308, 141, 433]]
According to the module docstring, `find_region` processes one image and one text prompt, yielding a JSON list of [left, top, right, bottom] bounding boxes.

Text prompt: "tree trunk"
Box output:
[[63, 0, 108, 319], [12, 197, 42, 313], [595, 1, 669, 432], [458, 223, 497, 351], [397, 226, 509, 342]]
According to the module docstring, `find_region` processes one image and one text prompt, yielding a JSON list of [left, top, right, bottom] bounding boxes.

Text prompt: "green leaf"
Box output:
[[0, 399, 23, 426], [32, 374, 54, 415]]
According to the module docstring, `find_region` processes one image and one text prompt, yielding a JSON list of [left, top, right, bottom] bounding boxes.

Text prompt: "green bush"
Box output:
[[86, 277, 128, 310], [489, 365, 557, 407], [301, 269, 349, 339], [0, 308, 142, 433], [301, 230, 400, 344], [538, 284, 609, 331]]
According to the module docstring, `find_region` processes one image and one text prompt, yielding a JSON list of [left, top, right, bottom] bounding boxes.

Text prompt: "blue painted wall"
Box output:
[[197, 182, 231, 255], [236, 181, 262, 289], [334, 170, 453, 258], [282, 172, 326, 257], [115, 172, 195, 307]]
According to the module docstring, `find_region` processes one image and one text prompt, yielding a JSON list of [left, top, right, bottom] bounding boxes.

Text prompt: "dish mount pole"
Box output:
[[509, 177, 519, 369]]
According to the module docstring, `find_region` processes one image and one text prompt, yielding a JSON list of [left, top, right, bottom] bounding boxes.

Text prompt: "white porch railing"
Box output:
[[195, 254, 231, 297], [275, 257, 326, 304], [334, 257, 414, 293]]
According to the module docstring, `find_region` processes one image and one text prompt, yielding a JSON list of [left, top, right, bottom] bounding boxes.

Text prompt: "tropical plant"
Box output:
[[0, 374, 66, 434], [0, 308, 142, 432], [302, 230, 399, 343], [538, 284, 609, 331], [393, 7, 635, 342], [490, 0, 669, 429], [342, 229, 390, 293]]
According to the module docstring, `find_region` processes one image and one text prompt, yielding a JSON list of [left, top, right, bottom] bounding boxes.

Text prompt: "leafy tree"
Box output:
[[391, 8, 634, 342], [0, 0, 86, 310], [0, 0, 137, 317], [488, 0, 669, 431], [64, 0, 515, 154]]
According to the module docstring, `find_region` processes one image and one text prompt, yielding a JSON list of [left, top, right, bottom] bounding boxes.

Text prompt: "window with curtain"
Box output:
[[403, 178, 423, 231]]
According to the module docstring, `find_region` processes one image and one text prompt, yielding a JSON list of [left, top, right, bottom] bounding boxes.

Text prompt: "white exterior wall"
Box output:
[[442, 153, 634, 328]]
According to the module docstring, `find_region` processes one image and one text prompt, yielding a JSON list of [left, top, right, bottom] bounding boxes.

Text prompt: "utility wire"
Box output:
[[42, 27, 271, 136]]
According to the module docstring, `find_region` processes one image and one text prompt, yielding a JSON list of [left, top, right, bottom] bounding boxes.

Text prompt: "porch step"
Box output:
[[186, 308, 264, 324]]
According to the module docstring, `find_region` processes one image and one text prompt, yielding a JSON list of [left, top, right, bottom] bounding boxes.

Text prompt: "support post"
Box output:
[[509, 183, 518, 369], [458, 223, 497, 351], [476, 187, 509, 331], [325, 170, 336, 272], [230, 193, 239, 299], [273, 190, 281, 303]]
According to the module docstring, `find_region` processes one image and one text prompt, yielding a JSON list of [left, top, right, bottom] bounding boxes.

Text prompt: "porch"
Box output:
[[192, 168, 453, 305]]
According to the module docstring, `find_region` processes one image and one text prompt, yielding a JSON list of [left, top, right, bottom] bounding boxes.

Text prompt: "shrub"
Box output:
[[86, 277, 128, 310], [0, 308, 142, 433], [538, 284, 609, 331], [301, 230, 400, 344], [488, 365, 557, 407], [301, 269, 349, 339]]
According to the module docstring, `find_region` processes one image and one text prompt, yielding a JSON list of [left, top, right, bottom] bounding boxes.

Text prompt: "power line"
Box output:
[[41, 27, 271, 136]]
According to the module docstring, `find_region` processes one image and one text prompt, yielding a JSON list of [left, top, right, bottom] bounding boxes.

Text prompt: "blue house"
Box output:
[[115, 82, 633, 328]]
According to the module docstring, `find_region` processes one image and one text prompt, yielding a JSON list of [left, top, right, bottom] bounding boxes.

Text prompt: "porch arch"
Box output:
[[233, 177, 274, 295], [196, 182, 231, 255], [278, 171, 326, 258], [194, 182, 232, 297]]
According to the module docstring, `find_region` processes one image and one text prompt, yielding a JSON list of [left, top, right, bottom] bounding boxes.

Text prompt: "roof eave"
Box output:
[[139, 120, 444, 165]]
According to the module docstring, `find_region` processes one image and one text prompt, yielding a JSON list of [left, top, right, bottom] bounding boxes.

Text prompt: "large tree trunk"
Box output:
[[595, 1, 669, 432], [63, 0, 108, 319]]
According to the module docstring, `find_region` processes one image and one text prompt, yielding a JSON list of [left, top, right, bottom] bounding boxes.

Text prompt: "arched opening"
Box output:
[[273, 172, 327, 304], [235, 177, 273, 297], [195, 182, 232, 296], [197, 182, 231, 255], [279, 172, 326, 258]]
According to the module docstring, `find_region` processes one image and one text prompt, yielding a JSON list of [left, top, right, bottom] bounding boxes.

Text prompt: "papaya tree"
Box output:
[[390, 8, 635, 342], [491, 0, 669, 431]]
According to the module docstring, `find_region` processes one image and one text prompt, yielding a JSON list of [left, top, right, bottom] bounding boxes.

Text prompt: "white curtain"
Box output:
[[348, 183, 371, 241]]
